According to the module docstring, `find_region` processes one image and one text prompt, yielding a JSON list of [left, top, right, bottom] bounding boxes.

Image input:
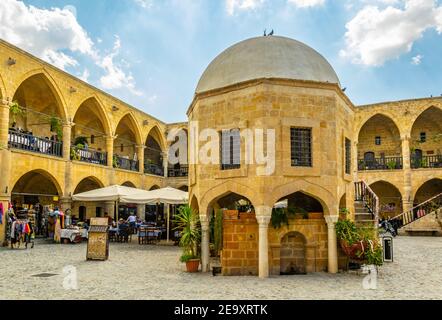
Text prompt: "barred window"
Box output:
[[290, 128, 312, 167], [345, 138, 351, 175], [220, 129, 241, 170]]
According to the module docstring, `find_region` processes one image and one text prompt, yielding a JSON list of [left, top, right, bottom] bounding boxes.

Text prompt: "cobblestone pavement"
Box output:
[[0, 236, 441, 300]]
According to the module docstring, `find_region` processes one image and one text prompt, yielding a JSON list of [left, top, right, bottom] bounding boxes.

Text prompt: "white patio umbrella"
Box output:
[[120, 187, 189, 241], [72, 185, 151, 221]]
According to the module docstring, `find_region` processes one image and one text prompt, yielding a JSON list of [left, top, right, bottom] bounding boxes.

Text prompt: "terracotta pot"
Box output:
[[308, 212, 323, 219], [340, 240, 366, 260], [186, 259, 200, 273]]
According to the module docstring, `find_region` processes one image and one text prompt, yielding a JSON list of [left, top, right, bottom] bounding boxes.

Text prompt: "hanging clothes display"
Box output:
[[0, 202, 3, 225]]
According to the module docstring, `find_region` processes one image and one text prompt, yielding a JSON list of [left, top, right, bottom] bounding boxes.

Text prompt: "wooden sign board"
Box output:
[[87, 218, 109, 261]]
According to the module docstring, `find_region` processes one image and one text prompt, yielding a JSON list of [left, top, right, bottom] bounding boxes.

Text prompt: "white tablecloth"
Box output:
[[61, 229, 81, 242]]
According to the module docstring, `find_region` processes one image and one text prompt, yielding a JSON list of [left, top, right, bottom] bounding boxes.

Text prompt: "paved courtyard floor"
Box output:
[[0, 236, 441, 300]]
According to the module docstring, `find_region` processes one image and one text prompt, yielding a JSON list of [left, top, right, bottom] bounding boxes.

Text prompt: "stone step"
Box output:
[[355, 213, 373, 221]]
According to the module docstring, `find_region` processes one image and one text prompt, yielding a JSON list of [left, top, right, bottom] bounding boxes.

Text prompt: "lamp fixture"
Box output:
[[143, 120, 149, 126], [112, 105, 119, 111], [7, 57, 16, 66], [69, 86, 77, 93]]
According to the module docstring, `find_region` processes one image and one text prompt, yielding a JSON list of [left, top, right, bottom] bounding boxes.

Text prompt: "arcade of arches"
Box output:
[[0, 37, 441, 280]]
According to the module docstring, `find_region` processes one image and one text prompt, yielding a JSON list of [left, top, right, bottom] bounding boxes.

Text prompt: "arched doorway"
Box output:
[[73, 177, 104, 221], [369, 181, 403, 218], [179, 186, 189, 192], [411, 107, 442, 169], [358, 114, 402, 170], [72, 98, 110, 166], [114, 114, 141, 172], [11, 170, 62, 236], [9, 74, 65, 157], [280, 232, 307, 275], [414, 179, 442, 204], [145, 126, 165, 176]]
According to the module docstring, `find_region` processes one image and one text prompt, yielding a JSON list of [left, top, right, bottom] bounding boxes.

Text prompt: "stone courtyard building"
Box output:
[[0, 36, 441, 278]]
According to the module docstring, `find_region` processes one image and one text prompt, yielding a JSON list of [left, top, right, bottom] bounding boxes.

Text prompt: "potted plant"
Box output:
[[271, 207, 288, 229], [386, 160, 397, 170], [173, 204, 201, 272], [335, 218, 383, 266], [50, 115, 63, 139], [9, 101, 24, 123]]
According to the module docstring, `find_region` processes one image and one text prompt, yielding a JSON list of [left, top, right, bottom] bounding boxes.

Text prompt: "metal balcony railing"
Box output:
[[358, 156, 403, 171], [8, 129, 63, 158], [114, 156, 139, 172], [71, 146, 107, 166], [411, 155, 442, 169], [144, 163, 164, 176]]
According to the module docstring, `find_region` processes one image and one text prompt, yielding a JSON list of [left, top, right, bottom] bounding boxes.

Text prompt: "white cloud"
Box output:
[[79, 69, 90, 83], [411, 54, 423, 65], [287, 0, 325, 8], [0, 0, 95, 69], [99, 36, 142, 96], [134, 0, 154, 9], [341, 0, 442, 66], [226, 0, 265, 15], [0, 0, 142, 95]]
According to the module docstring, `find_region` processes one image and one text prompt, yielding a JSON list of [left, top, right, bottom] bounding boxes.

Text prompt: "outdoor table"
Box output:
[[61, 229, 82, 243]]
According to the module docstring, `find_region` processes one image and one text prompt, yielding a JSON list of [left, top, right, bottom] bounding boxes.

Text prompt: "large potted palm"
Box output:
[[174, 205, 201, 272]]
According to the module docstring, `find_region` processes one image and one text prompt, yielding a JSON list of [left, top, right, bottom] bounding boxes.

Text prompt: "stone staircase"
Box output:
[[354, 200, 377, 228], [354, 181, 379, 229]]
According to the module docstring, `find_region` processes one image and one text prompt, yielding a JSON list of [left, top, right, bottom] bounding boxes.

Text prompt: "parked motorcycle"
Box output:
[[380, 219, 398, 237]]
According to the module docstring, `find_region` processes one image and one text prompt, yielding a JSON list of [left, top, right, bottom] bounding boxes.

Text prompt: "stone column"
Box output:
[[106, 136, 114, 168], [256, 206, 272, 279], [325, 215, 339, 274], [137, 145, 145, 174], [62, 123, 72, 161], [163, 150, 169, 178], [401, 136, 413, 212], [60, 197, 72, 213], [200, 215, 210, 272], [0, 101, 11, 199], [137, 204, 145, 220], [0, 100, 10, 150]]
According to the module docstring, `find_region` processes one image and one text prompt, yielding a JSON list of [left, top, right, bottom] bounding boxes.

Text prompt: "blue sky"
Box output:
[[1, 0, 442, 123]]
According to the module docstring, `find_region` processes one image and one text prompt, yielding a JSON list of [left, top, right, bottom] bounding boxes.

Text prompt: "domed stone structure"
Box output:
[[196, 36, 340, 94], [189, 35, 354, 278]]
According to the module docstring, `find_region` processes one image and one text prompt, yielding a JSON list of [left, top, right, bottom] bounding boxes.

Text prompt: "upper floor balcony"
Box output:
[[358, 155, 403, 171], [8, 129, 63, 158]]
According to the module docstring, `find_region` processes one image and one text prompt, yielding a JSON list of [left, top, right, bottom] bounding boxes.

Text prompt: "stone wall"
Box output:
[[221, 213, 333, 276]]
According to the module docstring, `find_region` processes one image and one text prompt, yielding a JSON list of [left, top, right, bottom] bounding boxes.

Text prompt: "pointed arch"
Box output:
[[11, 68, 69, 122], [74, 95, 112, 136], [357, 113, 403, 139], [146, 125, 166, 151], [200, 181, 259, 216], [122, 181, 137, 188], [11, 169, 63, 197], [74, 176, 105, 194], [115, 111, 143, 145], [269, 180, 334, 215]]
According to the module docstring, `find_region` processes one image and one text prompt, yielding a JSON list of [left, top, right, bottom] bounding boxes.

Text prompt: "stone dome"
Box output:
[[196, 36, 340, 94]]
